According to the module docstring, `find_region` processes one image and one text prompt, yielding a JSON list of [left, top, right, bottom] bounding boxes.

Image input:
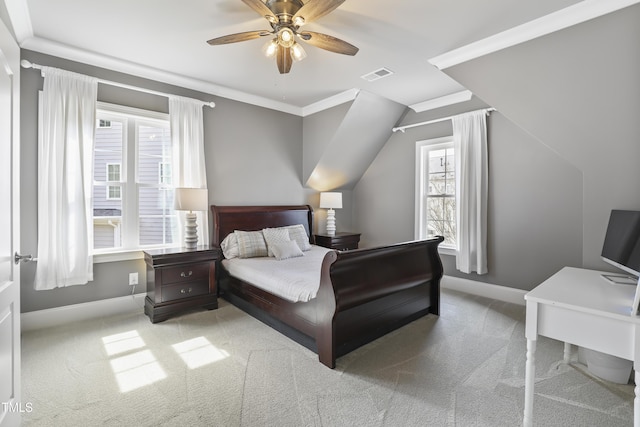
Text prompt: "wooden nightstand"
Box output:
[[144, 246, 220, 323], [314, 232, 361, 250]]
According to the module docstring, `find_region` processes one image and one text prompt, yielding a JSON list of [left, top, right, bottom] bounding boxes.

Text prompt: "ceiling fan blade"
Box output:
[[299, 31, 358, 56], [293, 0, 346, 23], [276, 45, 292, 74], [241, 0, 277, 21], [207, 30, 270, 45]]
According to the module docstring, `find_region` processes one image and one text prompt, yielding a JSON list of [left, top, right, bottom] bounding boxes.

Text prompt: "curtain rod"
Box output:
[[20, 60, 215, 109], [392, 107, 495, 133]]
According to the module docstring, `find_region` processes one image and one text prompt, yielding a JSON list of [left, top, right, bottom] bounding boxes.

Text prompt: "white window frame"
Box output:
[[93, 102, 174, 259], [415, 136, 457, 256]]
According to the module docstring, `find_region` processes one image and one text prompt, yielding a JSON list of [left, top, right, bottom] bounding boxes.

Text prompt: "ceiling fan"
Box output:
[[207, 0, 359, 74]]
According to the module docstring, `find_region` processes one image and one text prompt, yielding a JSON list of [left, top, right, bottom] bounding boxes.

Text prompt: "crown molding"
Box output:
[[301, 88, 360, 117], [3, 0, 33, 44], [429, 0, 640, 70], [409, 90, 472, 113], [20, 36, 305, 116]]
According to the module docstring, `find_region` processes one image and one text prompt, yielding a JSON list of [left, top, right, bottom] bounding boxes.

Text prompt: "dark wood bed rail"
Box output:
[[316, 237, 444, 367]]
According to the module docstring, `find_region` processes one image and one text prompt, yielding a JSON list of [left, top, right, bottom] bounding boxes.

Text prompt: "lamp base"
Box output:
[[184, 212, 198, 249], [326, 208, 336, 236]]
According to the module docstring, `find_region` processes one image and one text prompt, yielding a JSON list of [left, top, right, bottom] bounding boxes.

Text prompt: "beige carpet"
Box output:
[[21, 289, 634, 426]]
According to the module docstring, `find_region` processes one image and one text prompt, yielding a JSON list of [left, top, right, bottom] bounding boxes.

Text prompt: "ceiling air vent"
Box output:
[[361, 67, 394, 82]]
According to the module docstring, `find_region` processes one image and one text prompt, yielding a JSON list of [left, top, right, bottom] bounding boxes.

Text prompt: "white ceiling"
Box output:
[[9, 0, 586, 114]]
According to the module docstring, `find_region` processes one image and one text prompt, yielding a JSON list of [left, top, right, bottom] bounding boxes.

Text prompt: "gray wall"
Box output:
[[353, 5, 640, 291], [353, 99, 583, 291], [444, 4, 640, 273], [19, 50, 310, 312]]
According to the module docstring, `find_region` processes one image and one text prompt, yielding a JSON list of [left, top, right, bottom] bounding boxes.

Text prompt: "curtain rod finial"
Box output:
[[20, 59, 33, 69]]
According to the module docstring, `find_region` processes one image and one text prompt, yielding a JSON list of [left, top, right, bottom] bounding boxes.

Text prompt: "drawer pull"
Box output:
[[180, 271, 193, 278], [180, 287, 193, 294]]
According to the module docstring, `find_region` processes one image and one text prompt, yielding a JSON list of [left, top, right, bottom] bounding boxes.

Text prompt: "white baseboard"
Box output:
[[441, 275, 526, 306], [20, 277, 525, 332], [21, 293, 146, 332]]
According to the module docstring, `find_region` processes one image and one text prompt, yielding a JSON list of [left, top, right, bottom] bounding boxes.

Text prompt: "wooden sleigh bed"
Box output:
[[211, 205, 444, 368]]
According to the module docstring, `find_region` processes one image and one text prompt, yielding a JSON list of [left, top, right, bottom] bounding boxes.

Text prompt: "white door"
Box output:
[[0, 17, 21, 427]]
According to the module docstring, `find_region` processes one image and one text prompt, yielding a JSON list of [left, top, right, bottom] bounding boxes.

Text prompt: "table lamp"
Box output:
[[174, 187, 208, 249], [319, 192, 342, 236]]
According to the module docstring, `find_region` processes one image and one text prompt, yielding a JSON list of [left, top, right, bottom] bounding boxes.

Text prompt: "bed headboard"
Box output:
[[211, 205, 314, 246]]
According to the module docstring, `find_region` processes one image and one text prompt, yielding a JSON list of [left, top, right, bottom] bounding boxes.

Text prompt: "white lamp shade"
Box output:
[[174, 188, 208, 212], [319, 192, 342, 209]]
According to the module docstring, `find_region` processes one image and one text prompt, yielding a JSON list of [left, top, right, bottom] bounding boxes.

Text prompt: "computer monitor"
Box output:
[[601, 209, 640, 280]]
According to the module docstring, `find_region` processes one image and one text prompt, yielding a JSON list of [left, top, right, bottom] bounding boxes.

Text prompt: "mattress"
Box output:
[[221, 245, 332, 303]]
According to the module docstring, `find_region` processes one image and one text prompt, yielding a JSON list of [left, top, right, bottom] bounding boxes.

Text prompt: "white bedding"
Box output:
[[221, 245, 332, 303]]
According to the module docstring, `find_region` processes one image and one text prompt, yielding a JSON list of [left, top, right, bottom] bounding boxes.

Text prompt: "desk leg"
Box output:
[[563, 342, 572, 363], [524, 338, 536, 427]]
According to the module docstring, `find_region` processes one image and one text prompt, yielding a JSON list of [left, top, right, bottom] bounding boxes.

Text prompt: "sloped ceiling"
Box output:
[[304, 90, 405, 191]]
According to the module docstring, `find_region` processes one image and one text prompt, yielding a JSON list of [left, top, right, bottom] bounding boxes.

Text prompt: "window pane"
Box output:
[[426, 195, 457, 245], [428, 149, 447, 173], [139, 187, 176, 246], [94, 120, 123, 182], [93, 185, 122, 249], [428, 173, 446, 195], [138, 125, 171, 185]]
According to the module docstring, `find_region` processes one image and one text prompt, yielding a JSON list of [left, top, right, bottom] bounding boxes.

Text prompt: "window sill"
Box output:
[[93, 246, 179, 263], [93, 250, 144, 264], [438, 246, 457, 257]]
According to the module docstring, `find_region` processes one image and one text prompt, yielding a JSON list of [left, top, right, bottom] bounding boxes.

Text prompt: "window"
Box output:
[[93, 103, 177, 253], [106, 163, 121, 200], [159, 162, 172, 185], [416, 137, 456, 250]]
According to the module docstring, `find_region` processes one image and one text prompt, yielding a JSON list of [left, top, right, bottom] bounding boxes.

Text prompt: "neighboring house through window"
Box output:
[[415, 136, 456, 252], [93, 102, 176, 252]]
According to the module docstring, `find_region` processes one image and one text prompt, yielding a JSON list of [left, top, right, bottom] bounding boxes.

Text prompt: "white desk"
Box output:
[[523, 266, 640, 427]]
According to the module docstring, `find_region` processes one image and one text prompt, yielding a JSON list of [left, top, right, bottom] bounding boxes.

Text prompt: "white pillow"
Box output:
[[286, 224, 312, 251], [234, 230, 268, 258], [220, 233, 239, 259], [271, 240, 304, 261], [262, 227, 292, 257]]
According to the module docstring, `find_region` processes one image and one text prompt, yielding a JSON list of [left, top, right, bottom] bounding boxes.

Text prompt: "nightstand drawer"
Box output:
[[161, 280, 210, 302], [161, 262, 210, 285]]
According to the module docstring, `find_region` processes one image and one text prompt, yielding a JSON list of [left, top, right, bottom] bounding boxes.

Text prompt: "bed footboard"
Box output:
[[315, 237, 444, 368]]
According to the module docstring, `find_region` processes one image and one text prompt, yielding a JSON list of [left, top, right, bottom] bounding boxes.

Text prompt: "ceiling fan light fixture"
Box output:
[[291, 42, 307, 62], [293, 16, 305, 27], [277, 27, 295, 48], [262, 38, 279, 57]]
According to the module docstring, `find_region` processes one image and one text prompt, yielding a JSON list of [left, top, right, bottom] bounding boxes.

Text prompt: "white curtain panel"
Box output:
[[169, 96, 209, 246], [35, 67, 97, 289], [452, 109, 489, 275]]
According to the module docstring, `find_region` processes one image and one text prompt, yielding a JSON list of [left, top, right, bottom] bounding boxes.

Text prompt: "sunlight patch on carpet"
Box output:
[[172, 337, 229, 369], [102, 330, 145, 356], [109, 349, 166, 393]]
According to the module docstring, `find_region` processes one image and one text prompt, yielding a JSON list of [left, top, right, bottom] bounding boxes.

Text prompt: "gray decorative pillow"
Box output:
[[263, 227, 292, 257], [234, 230, 268, 258], [286, 224, 312, 251], [272, 240, 304, 261]]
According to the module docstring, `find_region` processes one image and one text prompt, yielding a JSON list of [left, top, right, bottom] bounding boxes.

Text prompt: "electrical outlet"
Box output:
[[129, 272, 138, 286]]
